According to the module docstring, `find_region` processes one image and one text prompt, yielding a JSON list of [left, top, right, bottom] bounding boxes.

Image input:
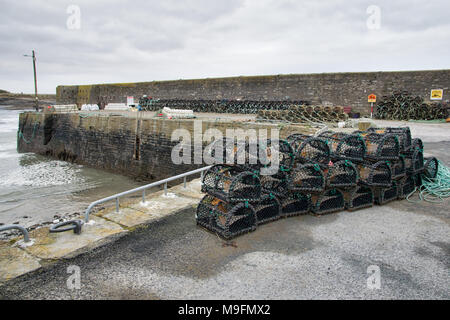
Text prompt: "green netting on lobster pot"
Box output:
[[411, 138, 423, 151], [391, 157, 406, 180], [311, 188, 345, 215], [254, 193, 281, 225], [403, 148, 424, 175], [357, 160, 392, 187], [413, 174, 422, 188], [260, 171, 289, 198], [356, 132, 399, 160], [207, 138, 260, 172], [207, 137, 239, 166], [279, 192, 310, 217], [201, 164, 261, 203], [286, 133, 330, 168], [258, 139, 295, 175], [398, 176, 415, 199], [318, 131, 366, 162], [324, 160, 359, 188], [374, 182, 398, 205], [423, 157, 439, 179], [288, 163, 325, 192], [342, 186, 374, 211], [369, 127, 412, 152], [196, 195, 257, 240]]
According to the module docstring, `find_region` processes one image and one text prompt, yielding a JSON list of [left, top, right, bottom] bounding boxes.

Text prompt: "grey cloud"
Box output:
[[0, 0, 449, 93]]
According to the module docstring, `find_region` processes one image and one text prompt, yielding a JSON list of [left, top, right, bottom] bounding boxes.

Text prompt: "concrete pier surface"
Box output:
[[1, 118, 448, 299], [1, 188, 449, 299]]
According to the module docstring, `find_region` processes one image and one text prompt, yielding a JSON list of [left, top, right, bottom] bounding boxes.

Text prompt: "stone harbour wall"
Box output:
[[56, 70, 450, 115], [17, 113, 311, 181]]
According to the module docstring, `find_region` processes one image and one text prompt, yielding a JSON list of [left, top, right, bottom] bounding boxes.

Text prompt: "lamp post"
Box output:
[[24, 50, 39, 112]]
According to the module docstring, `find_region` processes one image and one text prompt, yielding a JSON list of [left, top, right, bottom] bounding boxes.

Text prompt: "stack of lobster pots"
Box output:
[[196, 127, 439, 240]]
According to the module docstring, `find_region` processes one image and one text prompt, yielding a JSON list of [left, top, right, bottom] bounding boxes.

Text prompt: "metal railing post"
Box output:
[[83, 166, 211, 222], [0, 225, 30, 242], [183, 176, 187, 188]]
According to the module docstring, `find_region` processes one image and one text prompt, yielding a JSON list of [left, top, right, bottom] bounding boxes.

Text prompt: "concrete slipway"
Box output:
[[0, 120, 449, 299]]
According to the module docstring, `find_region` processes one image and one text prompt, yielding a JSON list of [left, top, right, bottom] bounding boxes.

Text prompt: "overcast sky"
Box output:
[[1, 0, 449, 93]]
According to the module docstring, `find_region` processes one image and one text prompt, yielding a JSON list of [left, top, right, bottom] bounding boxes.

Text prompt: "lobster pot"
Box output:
[[398, 176, 415, 199], [369, 127, 412, 152], [201, 164, 261, 203], [254, 194, 281, 225], [207, 138, 260, 172], [374, 183, 398, 205], [260, 172, 289, 198], [411, 138, 423, 151], [403, 148, 424, 175], [391, 157, 406, 180], [287, 134, 330, 168], [213, 138, 295, 174], [196, 195, 257, 239], [318, 131, 366, 162], [423, 157, 439, 179], [311, 188, 345, 215], [207, 137, 238, 167], [343, 186, 374, 211], [413, 174, 422, 188], [324, 160, 359, 188], [258, 139, 295, 174], [356, 132, 399, 160], [357, 161, 392, 187], [279, 192, 311, 217], [288, 163, 325, 192]]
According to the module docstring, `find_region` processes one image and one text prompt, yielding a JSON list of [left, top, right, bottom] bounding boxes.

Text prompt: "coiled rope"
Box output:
[[407, 160, 450, 203]]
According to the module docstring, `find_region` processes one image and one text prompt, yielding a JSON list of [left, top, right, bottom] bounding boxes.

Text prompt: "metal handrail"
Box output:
[[0, 225, 30, 242], [84, 166, 212, 222]]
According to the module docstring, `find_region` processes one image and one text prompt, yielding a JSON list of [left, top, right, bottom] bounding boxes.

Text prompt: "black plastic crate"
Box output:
[[201, 164, 261, 203], [288, 163, 325, 192], [357, 160, 392, 187], [325, 160, 359, 188], [196, 195, 257, 240], [279, 192, 311, 217], [287, 133, 330, 168], [318, 131, 366, 162], [311, 188, 345, 215], [254, 194, 281, 225], [342, 186, 374, 211]]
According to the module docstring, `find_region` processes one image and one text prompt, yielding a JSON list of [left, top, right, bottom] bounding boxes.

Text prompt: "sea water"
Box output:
[[0, 107, 142, 231]]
